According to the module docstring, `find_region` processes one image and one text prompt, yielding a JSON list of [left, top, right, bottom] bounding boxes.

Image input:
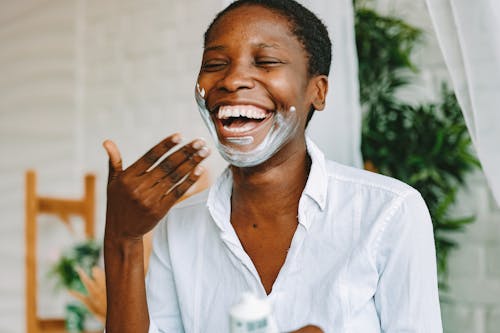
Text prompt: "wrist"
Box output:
[[104, 214, 143, 243], [104, 234, 144, 272], [104, 231, 142, 248]]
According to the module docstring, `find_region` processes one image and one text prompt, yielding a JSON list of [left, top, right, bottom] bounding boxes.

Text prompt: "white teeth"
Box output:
[[224, 123, 255, 133], [217, 105, 268, 120]]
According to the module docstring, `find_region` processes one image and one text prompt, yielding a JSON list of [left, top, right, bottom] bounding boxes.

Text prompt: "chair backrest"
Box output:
[[25, 170, 95, 333]]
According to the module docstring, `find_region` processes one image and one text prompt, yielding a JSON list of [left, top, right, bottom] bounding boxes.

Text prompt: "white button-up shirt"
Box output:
[[146, 139, 442, 333]]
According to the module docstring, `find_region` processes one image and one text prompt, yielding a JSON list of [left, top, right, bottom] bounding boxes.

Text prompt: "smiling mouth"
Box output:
[[215, 104, 273, 137]]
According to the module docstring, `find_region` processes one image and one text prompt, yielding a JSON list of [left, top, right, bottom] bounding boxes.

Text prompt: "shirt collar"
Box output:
[[303, 137, 328, 211], [207, 137, 328, 231], [207, 166, 233, 232]]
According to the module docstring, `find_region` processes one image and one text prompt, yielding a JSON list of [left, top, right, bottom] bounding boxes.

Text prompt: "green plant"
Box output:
[[354, 2, 480, 287], [50, 239, 102, 332], [50, 239, 101, 293], [354, 3, 421, 112]]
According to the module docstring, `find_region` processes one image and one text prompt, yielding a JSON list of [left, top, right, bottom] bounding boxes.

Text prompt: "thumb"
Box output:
[[103, 139, 123, 181]]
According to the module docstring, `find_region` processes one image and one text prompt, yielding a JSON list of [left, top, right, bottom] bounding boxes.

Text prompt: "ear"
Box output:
[[309, 75, 328, 111]]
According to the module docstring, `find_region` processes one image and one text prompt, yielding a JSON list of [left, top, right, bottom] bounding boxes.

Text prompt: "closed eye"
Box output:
[[201, 61, 227, 72], [257, 61, 280, 65], [255, 57, 284, 67]]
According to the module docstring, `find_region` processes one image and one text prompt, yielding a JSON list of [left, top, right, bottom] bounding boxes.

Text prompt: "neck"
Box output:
[[230, 140, 311, 227]]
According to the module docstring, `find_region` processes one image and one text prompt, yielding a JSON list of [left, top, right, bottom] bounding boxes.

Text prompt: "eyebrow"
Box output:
[[203, 43, 280, 52], [204, 45, 226, 52], [256, 43, 280, 49]]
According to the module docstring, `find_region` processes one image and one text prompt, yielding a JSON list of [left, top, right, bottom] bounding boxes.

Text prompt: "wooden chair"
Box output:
[[25, 170, 96, 333]]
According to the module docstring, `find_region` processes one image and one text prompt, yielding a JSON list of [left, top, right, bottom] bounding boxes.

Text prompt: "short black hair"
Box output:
[[204, 0, 332, 78], [204, 0, 332, 124]]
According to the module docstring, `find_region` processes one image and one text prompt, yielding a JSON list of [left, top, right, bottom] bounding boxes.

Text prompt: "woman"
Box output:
[[103, 1, 442, 332]]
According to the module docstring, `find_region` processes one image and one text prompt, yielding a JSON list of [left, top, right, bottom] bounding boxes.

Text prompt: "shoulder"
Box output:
[[325, 159, 417, 199], [322, 160, 430, 254], [324, 159, 426, 216], [307, 137, 416, 203]]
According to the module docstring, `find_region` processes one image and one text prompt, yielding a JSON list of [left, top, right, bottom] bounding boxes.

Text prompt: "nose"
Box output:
[[216, 62, 255, 92]]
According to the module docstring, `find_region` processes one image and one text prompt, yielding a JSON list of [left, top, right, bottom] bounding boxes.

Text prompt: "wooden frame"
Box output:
[[25, 170, 95, 333]]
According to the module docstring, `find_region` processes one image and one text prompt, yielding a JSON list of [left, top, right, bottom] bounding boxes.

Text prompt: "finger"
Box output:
[[92, 267, 106, 292], [137, 139, 208, 191], [128, 133, 182, 175], [76, 266, 100, 296], [154, 138, 207, 179], [68, 289, 90, 305], [149, 146, 210, 193], [160, 165, 205, 205], [68, 289, 97, 311], [68, 290, 102, 319], [103, 140, 123, 181]]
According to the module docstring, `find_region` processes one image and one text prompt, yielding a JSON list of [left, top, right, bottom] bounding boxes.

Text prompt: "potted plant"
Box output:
[[50, 239, 102, 332], [354, 1, 481, 288]]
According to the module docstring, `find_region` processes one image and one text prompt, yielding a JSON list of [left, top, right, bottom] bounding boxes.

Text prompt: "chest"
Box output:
[[173, 234, 381, 333], [231, 216, 298, 295]]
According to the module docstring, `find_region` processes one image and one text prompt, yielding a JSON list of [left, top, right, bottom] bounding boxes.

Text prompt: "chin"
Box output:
[[211, 109, 300, 168], [194, 85, 301, 168]]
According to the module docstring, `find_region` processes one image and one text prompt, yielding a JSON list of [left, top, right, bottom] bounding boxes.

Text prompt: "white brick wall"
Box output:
[[81, 0, 228, 245], [0, 1, 226, 331], [1, 1, 498, 332], [0, 1, 80, 331], [372, 1, 500, 332]]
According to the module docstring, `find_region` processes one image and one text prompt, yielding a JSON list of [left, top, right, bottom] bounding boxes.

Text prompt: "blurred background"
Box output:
[[0, 0, 499, 332]]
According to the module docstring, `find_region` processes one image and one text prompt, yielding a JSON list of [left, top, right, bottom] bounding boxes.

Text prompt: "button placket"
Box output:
[[219, 231, 267, 295]]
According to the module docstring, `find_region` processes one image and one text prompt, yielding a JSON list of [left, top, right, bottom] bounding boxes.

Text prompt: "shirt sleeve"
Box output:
[[373, 191, 443, 333], [146, 217, 185, 333]]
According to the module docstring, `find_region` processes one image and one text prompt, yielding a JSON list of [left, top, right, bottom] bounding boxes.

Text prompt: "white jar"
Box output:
[[230, 292, 279, 333]]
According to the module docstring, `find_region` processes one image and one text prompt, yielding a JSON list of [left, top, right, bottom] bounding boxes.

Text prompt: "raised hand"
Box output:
[[103, 134, 210, 240], [68, 266, 107, 324]]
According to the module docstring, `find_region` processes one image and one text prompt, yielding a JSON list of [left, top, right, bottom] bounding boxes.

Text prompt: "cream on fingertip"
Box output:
[[171, 134, 183, 144], [198, 147, 210, 157], [192, 139, 206, 150], [193, 165, 204, 176]]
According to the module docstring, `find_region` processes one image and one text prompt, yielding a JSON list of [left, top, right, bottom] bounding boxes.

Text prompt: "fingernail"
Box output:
[[194, 165, 204, 176], [172, 134, 182, 144], [197, 147, 209, 157], [192, 139, 205, 150]]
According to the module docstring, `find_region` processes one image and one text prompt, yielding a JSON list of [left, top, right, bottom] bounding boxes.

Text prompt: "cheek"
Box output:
[[267, 76, 300, 101], [197, 70, 219, 87], [196, 74, 209, 90], [268, 68, 308, 97], [196, 75, 215, 106]]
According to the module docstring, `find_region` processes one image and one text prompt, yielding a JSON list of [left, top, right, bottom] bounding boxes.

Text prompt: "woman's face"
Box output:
[[196, 5, 326, 167]]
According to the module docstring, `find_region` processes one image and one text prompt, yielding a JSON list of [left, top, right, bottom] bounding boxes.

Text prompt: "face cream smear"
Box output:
[[195, 83, 300, 167]]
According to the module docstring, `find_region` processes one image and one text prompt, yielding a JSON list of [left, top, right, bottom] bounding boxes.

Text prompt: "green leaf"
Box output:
[[355, 3, 479, 288], [48, 239, 102, 294]]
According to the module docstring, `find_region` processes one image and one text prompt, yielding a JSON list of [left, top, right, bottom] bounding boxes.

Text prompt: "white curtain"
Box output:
[[426, 0, 500, 205], [221, 0, 363, 167]]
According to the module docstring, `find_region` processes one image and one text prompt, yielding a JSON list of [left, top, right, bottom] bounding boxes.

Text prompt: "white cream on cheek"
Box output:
[[195, 83, 300, 167]]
